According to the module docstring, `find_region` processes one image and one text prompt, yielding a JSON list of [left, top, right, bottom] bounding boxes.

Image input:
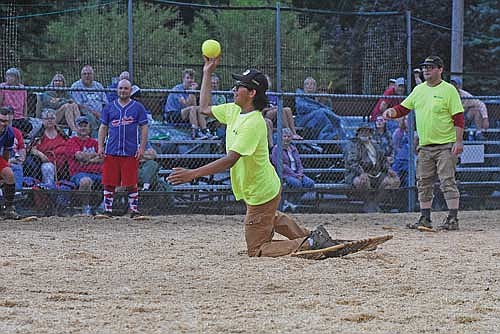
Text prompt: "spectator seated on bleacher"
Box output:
[[295, 76, 345, 140], [372, 115, 394, 165], [392, 116, 415, 188], [4, 106, 26, 191], [451, 77, 489, 140], [106, 71, 130, 102], [164, 68, 215, 140], [0, 67, 32, 135], [66, 115, 103, 215], [271, 128, 314, 211], [211, 73, 227, 107], [70, 65, 108, 136], [39, 73, 80, 134], [130, 85, 155, 125], [370, 77, 405, 133], [345, 123, 400, 212], [262, 74, 302, 148], [207, 73, 227, 140], [24, 109, 69, 186], [138, 142, 160, 191]]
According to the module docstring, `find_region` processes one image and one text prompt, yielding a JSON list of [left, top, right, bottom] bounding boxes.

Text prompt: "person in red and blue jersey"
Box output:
[[0, 106, 20, 219], [98, 79, 148, 217]]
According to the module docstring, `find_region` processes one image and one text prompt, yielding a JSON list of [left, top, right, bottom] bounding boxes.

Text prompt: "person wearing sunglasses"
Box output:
[[383, 56, 464, 231], [168, 57, 359, 259], [0, 106, 21, 219]]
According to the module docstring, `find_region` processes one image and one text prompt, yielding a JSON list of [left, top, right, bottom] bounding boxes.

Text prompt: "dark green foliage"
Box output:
[[0, 0, 497, 94]]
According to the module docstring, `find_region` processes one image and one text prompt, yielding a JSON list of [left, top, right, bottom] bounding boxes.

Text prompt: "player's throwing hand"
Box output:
[[203, 55, 221, 75]]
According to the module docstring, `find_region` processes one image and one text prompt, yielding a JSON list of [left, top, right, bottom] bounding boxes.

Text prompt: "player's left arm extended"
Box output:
[[167, 150, 240, 185]]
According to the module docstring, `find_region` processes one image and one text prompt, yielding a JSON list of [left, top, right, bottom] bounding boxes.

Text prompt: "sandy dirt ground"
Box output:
[[1, 210, 499, 334]]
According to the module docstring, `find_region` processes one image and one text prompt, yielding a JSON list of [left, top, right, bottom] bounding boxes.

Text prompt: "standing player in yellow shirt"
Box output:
[[383, 56, 464, 230], [167, 56, 351, 257]]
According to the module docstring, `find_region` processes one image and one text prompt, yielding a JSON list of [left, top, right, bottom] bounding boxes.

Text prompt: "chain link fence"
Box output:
[[1, 86, 499, 217], [0, 1, 499, 216]]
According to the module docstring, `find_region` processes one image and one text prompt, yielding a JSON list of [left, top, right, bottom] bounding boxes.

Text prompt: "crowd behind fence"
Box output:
[[0, 0, 498, 216], [1, 83, 499, 216]]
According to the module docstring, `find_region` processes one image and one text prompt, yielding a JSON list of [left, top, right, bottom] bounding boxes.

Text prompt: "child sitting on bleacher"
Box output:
[[271, 128, 314, 211]]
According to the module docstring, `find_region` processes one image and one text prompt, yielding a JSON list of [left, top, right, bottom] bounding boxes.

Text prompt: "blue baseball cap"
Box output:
[[76, 115, 90, 125]]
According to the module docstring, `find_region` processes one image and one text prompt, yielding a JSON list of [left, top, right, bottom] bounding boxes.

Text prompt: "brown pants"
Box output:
[[416, 143, 459, 202], [244, 193, 310, 257]]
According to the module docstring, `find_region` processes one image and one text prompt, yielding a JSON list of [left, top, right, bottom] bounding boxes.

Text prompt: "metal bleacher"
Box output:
[[153, 121, 500, 213], [15, 91, 499, 215]]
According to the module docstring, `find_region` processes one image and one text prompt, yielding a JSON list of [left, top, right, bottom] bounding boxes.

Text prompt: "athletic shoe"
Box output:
[[309, 225, 336, 250], [192, 128, 208, 140], [203, 128, 218, 140], [282, 200, 298, 212], [437, 216, 459, 231], [129, 210, 141, 219], [407, 216, 432, 229], [102, 210, 114, 218]]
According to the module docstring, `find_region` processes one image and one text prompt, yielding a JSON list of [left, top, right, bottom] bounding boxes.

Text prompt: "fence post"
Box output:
[[275, 3, 285, 209], [406, 10, 416, 212], [275, 3, 283, 180], [128, 0, 134, 81]]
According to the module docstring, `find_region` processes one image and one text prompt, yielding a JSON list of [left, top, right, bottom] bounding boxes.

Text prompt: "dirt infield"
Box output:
[[1, 211, 499, 333]]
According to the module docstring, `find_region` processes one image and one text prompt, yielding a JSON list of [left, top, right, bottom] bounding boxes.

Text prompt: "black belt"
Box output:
[[424, 143, 452, 147]]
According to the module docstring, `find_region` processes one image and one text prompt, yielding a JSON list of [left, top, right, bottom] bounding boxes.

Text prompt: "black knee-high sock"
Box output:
[[3, 183, 15, 207], [449, 209, 458, 219]]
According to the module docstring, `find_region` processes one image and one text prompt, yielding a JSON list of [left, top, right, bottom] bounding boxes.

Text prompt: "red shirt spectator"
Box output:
[[0, 87, 27, 120], [66, 135, 102, 176], [0, 68, 27, 120], [35, 133, 68, 174], [370, 77, 406, 121]]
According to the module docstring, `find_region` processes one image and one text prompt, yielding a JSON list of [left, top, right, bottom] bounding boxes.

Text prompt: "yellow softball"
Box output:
[[202, 39, 221, 58]]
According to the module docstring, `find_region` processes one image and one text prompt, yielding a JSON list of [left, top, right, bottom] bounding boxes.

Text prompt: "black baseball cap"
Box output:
[[231, 69, 268, 93], [419, 56, 444, 68]]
